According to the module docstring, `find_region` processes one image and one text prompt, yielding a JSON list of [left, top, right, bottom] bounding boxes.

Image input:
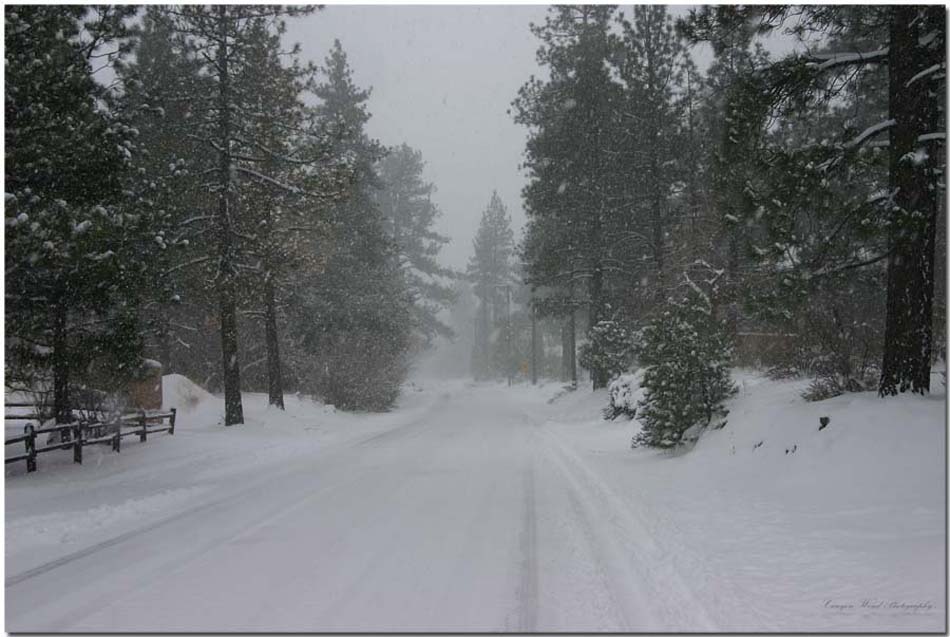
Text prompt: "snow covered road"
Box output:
[[5, 378, 946, 632], [6, 383, 698, 632]]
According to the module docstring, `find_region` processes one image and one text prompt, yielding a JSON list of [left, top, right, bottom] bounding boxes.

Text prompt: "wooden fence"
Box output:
[[4, 404, 176, 474]]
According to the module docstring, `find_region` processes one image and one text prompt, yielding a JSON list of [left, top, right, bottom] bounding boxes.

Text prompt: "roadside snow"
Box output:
[[542, 370, 946, 631], [4, 371, 945, 632]]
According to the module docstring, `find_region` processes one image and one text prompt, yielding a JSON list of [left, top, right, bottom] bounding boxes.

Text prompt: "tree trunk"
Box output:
[[51, 299, 70, 426], [569, 308, 577, 387], [216, 6, 244, 425], [589, 264, 609, 389], [725, 232, 740, 338], [264, 278, 285, 409], [530, 305, 538, 385], [159, 313, 172, 375], [879, 6, 943, 396], [561, 317, 572, 382], [477, 300, 491, 379], [652, 186, 665, 304]]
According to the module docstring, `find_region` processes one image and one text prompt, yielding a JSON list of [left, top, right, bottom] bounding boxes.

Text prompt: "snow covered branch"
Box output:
[[807, 47, 889, 72], [165, 256, 212, 275], [235, 166, 303, 196], [905, 63, 945, 87], [842, 119, 896, 150], [918, 132, 946, 143]]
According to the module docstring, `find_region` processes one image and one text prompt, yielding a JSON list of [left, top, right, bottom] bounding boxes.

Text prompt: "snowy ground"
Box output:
[[5, 372, 946, 632]]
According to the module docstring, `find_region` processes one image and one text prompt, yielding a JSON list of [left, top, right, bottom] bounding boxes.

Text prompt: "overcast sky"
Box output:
[[286, 5, 725, 272]]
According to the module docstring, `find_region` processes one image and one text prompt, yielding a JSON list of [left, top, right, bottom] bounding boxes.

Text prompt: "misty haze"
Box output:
[[4, 4, 947, 633]]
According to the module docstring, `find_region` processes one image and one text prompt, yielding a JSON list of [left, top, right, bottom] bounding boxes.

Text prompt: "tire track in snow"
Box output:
[[7, 399, 455, 632], [559, 472, 636, 630], [11, 469, 380, 632], [7, 400, 444, 590], [516, 461, 539, 632], [5, 486, 247, 588], [517, 408, 630, 631], [538, 426, 718, 631]]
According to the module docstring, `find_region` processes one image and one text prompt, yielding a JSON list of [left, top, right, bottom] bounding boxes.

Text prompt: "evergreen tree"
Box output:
[[578, 309, 637, 384], [467, 191, 515, 379], [288, 40, 412, 411], [119, 7, 214, 380], [634, 264, 737, 449], [232, 16, 349, 410], [684, 6, 946, 396], [5, 6, 163, 422], [163, 5, 316, 424], [376, 143, 456, 341], [696, 23, 770, 336], [614, 6, 691, 307], [513, 5, 624, 389]]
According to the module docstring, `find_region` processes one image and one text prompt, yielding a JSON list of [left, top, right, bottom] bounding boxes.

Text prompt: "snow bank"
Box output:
[[544, 370, 946, 632], [162, 373, 215, 412]]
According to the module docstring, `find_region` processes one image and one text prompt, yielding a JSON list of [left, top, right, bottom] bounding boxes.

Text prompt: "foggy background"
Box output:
[[286, 5, 798, 270], [286, 6, 720, 270], [284, 5, 796, 377], [287, 6, 547, 271]]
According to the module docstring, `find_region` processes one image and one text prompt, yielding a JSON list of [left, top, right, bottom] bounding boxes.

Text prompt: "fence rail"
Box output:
[[5, 408, 176, 474]]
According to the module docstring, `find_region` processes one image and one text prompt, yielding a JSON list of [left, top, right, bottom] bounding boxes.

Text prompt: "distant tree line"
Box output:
[[5, 6, 456, 422], [512, 5, 945, 446]]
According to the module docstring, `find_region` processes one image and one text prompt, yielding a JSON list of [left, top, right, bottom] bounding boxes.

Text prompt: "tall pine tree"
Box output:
[[467, 191, 515, 379], [6, 6, 163, 421], [685, 5, 946, 396], [514, 5, 624, 389], [376, 143, 456, 341]]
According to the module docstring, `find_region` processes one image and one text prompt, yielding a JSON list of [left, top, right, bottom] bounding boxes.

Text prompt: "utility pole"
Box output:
[[530, 301, 538, 385], [505, 284, 512, 387], [493, 283, 513, 387], [472, 314, 479, 380]]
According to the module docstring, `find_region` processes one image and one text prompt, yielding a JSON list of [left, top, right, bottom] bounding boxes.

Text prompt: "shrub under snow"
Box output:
[[633, 277, 737, 449], [604, 371, 643, 420], [579, 314, 637, 386]]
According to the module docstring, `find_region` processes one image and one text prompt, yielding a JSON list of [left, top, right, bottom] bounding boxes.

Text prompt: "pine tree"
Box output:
[[634, 264, 736, 449], [467, 192, 515, 379], [119, 7, 214, 379], [697, 24, 770, 336], [163, 5, 316, 424], [614, 6, 691, 307], [376, 143, 456, 341], [513, 5, 625, 389], [578, 309, 637, 384], [287, 40, 413, 411], [5, 6, 163, 422], [231, 16, 349, 410], [683, 6, 946, 396]]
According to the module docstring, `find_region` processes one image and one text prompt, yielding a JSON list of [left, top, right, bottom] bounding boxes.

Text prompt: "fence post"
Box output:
[[139, 410, 147, 443], [24, 424, 36, 473], [73, 423, 82, 464], [169, 408, 176, 435], [113, 422, 121, 453]]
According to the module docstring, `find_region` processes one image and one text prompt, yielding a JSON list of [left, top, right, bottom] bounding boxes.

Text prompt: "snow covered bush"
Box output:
[[633, 271, 736, 449], [579, 312, 637, 388], [604, 371, 643, 420], [292, 264, 414, 412], [762, 279, 884, 401]]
